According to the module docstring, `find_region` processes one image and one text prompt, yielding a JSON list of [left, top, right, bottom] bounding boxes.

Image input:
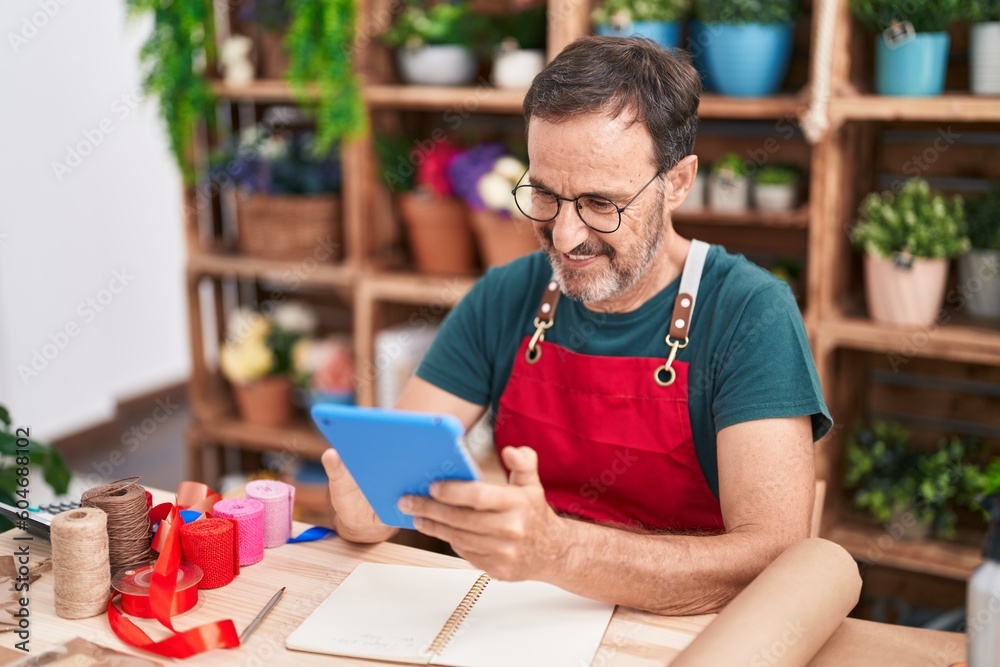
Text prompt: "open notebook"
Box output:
[[285, 563, 616, 667]]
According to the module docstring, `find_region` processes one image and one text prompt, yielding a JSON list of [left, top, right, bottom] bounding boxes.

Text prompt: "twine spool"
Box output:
[[245, 480, 294, 547], [81, 477, 153, 577], [213, 498, 265, 565], [179, 518, 240, 588], [51, 507, 111, 619]]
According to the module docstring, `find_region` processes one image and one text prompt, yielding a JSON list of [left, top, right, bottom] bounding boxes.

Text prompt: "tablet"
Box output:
[[310, 404, 481, 530]]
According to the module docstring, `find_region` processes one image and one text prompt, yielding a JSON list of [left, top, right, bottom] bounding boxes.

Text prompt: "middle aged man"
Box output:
[[322, 36, 832, 615]]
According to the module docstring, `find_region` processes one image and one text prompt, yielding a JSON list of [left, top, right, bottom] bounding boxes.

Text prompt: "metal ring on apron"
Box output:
[[526, 317, 552, 364], [654, 336, 688, 387]]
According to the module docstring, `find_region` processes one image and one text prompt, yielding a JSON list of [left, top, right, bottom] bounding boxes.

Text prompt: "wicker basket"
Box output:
[[235, 193, 343, 261]]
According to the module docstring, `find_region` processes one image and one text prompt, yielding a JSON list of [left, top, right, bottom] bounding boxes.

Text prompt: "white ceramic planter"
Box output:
[[677, 171, 706, 212], [957, 249, 1000, 319], [754, 183, 797, 212], [970, 23, 1000, 95], [864, 254, 949, 328], [492, 48, 545, 89], [396, 45, 477, 86], [708, 173, 749, 212]]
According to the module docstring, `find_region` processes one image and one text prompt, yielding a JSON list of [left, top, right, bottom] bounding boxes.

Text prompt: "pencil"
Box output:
[[240, 586, 285, 644]]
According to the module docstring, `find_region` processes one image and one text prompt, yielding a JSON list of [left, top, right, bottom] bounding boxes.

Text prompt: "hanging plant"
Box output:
[[286, 0, 367, 153], [125, 0, 214, 183]]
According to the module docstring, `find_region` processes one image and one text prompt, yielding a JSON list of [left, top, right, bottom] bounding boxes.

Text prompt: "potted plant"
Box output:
[[849, 0, 959, 96], [220, 303, 316, 428], [293, 334, 357, 406], [490, 6, 547, 89], [450, 143, 539, 266], [845, 422, 983, 540], [377, 134, 478, 275], [851, 178, 969, 328], [694, 0, 798, 97], [707, 153, 750, 212], [959, 185, 1000, 319], [967, 0, 1000, 94], [753, 165, 800, 212], [592, 0, 689, 49], [209, 124, 343, 261], [0, 405, 71, 532], [381, 1, 487, 86]]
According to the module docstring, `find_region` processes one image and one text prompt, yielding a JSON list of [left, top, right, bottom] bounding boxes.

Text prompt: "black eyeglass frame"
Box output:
[[510, 167, 666, 234]]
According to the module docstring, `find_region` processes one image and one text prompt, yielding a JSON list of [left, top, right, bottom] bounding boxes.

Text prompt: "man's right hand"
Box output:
[[322, 448, 398, 543]]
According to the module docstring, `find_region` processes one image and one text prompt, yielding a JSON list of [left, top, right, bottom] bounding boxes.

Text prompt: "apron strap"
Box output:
[[656, 239, 710, 387], [526, 279, 561, 363]]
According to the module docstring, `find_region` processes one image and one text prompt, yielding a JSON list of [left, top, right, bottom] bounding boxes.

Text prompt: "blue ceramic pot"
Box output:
[[875, 33, 949, 96], [596, 21, 682, 49], [687, 20, 717, 92], [701, 22, 794, 97]]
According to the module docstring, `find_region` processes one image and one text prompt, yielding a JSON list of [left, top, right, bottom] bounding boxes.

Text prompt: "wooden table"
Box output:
[[0, 490, 967, 666]]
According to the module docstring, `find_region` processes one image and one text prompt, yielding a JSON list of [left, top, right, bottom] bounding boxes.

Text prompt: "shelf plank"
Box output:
[[361, 271, 477, 305], [200, 418, 330, 460], [188, 252, 357, 289], [825, 521, 982, 581], [831, 94, 1000, 124], [821, 315, 1000, 367], [674, 206, 808, 229], [211, 80, 805, 120]]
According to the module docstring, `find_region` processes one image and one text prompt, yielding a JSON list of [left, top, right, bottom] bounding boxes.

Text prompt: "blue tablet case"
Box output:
[[310, 404, 480, 530]]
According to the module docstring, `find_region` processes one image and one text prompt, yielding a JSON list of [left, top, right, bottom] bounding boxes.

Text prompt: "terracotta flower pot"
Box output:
[[398, 192, 477, 275], [232, 376, 293, 428], [469, 209, 540, 267], [863, 254, 949, 328]]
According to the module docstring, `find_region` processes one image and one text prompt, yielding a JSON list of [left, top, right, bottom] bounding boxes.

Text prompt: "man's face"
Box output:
[[526, 113, 666, 305]]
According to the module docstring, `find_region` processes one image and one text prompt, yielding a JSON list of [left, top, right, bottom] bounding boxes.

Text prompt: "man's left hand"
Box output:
[[398, 446, 567, 581]]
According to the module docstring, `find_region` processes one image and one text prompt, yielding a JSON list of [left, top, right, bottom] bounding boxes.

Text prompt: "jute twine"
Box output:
[[51, 507, 111, 619], [81, 476, 153, 577]]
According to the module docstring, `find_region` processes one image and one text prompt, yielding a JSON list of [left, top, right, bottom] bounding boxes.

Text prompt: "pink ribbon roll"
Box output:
[[244, 480, 294, 548], [212, 498, 265, 565]]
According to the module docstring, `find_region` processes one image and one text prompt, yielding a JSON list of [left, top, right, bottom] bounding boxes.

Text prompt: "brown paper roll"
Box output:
[[671, 538, 862, 667]]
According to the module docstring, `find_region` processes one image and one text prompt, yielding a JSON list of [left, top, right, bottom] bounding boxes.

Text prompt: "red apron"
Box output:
[[494, 240, 724, 533]]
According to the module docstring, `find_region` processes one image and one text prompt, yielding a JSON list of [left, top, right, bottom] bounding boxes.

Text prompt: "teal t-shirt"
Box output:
[[416, 246, 832, 497]]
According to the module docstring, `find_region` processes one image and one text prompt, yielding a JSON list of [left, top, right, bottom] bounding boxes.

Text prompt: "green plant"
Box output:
[[125, 0, 215, 183], [851, 178, 969, 259], [0, 405, 72, 532], [286, 0, 367, 154], [710, 153, 749, 179], [494, 6, 548, 50], [964, 185, 1000, 251], [381, 2, 489, 49], [375, 132, 418, 192], [966, 0, 1000, 22], [593, 0, 690, 24], [844, 422, 983, 538], [849, 0, 960, 32], [755, 165, 799, 186], [695, 0, 798, 24]]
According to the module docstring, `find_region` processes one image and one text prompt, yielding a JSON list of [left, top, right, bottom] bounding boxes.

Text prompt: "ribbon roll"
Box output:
[[213, 498, 265, 566], [245, 480, 294, 548], [111, 562, 202, 619], [179, 518, 240, 589]]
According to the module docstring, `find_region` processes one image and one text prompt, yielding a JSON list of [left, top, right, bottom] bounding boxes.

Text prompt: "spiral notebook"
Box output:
[[285, 563, 616, 667]]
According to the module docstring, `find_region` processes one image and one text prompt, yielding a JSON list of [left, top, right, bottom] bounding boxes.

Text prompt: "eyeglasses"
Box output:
[[511, 168, 665, 234]]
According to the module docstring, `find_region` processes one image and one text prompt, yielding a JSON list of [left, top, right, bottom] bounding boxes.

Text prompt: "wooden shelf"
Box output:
[[209, 79, 309, 102], [819, 314, 1000, 367], [830, 94, 1000, 124], [188, 252, 357, 289], [697, 94, 803, 119], [825, 521, 982, 581], [674, 206, 808, 229], [359, 271, 477, 306], [199, 417, 330, 460]]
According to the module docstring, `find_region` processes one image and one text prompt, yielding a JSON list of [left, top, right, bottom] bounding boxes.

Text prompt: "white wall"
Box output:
[[0, 1, 189, 440]]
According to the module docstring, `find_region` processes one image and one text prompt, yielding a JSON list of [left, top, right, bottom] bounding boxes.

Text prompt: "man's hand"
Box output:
[[321, 448, 397, 543], [399, 446, 568, 581]]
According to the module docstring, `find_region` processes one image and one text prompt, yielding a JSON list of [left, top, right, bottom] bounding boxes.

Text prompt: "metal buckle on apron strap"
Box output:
[[526, 280, 561, 364], [655, 335, 688, 387]]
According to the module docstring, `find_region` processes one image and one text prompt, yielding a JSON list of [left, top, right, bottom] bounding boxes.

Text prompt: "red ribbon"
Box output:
[[179, 518, 241, 589], [119, 577, 199, 618], [108, 503, 240, 658]]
